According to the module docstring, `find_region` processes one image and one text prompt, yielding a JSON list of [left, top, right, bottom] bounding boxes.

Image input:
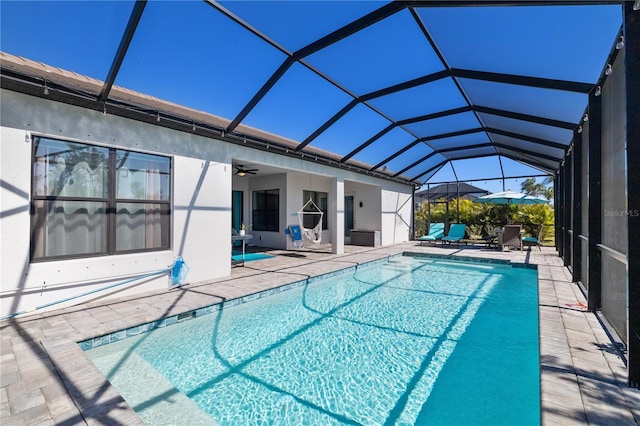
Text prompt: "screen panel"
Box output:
[[450, 156, 502, 182], [489, 133, 565, 160], [307, 103, 391, 157], [116, 1, 287, 120], [244, 63, 353, 142], [445, 147, 496, 161], [581, 122, 590, 290], [418, 5, 621, 82], [352, 128, 417, 168], [1, 1, 134, 82], [600, 49, 627, 343], [366, 78, 467, 122], [305, 9, 445, 95], [218, 1, 382, 52], [403, 112, 481, 139], [458, 78, 588, 124], [429, 132, 490, 151], [480, 113, 573, 146]]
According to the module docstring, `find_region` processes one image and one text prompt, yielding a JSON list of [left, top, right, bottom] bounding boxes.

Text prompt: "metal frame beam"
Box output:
[[623, 0, 640, 388], [451, 68, 593, 93], [340, 124, 395, 163], [497, 147, 560, 170], [397, 106, 473, 126], [563, 150, 573, 267], [572, 131, 583, 283], [487, 128, 569, 150], [299, 100, 360, 151], [587, 91, 602, 313], [557, 166, 564, 257], [410, 0, 619, 6], [499, 152, 556, 174], [473, 105, 576, 129], [493, 143, 563, 163], [412, 160, 449, 182], [98, 1, 147, 102], [411, 8, 499, 163], [411, 151, 499, 181], [394, 152, 438, 177], [372, 128, 485, 171], [419, 163, 448, 186], [392, 140, 493, 177]]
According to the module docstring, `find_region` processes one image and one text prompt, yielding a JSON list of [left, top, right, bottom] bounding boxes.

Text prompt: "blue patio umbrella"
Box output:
[[473, 190, 549, 205], [474, 190, 549, 224]]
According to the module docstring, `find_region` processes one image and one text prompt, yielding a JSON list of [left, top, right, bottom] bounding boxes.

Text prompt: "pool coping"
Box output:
[[2, 243, 638, 425]]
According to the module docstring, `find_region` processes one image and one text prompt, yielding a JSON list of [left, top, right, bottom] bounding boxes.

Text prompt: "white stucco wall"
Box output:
[[0, 90, 232, 317], [345, 180, 382, 233], [0, 89, 414, 317]]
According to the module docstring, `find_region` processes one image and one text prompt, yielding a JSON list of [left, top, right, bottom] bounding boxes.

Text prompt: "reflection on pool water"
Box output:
[[85, 255, 539, 425]]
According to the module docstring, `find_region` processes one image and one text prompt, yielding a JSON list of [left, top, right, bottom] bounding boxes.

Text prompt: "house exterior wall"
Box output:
[[0, 89, 413, 317], [345, 180, 382, 233]]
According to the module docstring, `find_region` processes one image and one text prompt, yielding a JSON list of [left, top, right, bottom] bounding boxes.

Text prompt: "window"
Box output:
[[31, 137, 171, 261], [303, 190, 328, 230], [252, 189, 279, 231]]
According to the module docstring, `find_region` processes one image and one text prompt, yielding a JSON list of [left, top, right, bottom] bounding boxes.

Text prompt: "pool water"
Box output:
[[231, 251, 275, 262], [85, 255, 540, 425]]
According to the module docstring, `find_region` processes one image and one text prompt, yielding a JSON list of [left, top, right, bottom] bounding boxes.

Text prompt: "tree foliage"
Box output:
[[521, 177, 554, 200]]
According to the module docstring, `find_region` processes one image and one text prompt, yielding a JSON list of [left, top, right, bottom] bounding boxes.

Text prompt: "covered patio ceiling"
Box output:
[[0, 1, 624, 186]]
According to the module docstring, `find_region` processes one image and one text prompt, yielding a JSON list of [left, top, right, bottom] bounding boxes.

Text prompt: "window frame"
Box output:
[[251, 189, 280, 232], [30, 136, 172, 262], [303, 190, 329, 230]]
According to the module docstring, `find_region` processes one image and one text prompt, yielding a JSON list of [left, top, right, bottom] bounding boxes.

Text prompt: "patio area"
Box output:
[[1, 243, 638, 425]]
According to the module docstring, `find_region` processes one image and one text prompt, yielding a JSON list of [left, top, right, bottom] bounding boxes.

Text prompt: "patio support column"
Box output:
[[572, 131, 582, 283], [587, 90, 602, 312], [456, 182, 460, 223], [557, 165, 564, 257], [555, 170, 561, 253], [445, 183, 450, 231], [411, 187, 416, 240], [557, 162, 566, 261], [427, 184, 431, 229], [563, 151, 572, 267], [331, 176, 344, 255], [624, 0, 640, 388]]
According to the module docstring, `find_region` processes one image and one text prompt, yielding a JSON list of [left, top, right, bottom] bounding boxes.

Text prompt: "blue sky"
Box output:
[[0, 1, 622, 195]]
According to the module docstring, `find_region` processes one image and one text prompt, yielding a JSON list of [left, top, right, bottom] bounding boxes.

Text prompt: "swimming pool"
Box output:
[[84, 254, 539, 425]]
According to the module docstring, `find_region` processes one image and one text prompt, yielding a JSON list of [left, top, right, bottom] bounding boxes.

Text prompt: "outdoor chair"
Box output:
[[417, 222, 445, 245], [522, 225, 543, 251], [499, 225, 522, 251], [442, 224, 467, 246], [481, 225, 499, 248], [285, 224, 304, 249]]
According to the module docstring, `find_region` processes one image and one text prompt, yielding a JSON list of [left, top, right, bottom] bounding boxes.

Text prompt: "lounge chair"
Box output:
[[442, 224, 467, 246], [481, 225, 499, 248], [499, 224, 522, 251], [522, 225, 543, 251], [417, 222, 445, 245], [285, 224, 304, 249]]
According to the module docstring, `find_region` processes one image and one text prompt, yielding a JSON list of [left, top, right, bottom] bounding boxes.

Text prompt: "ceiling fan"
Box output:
[[234, 165, 258, 176]]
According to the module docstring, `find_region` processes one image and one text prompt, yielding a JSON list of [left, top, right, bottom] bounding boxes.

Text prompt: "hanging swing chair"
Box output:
[[298, 198, 324, 245]]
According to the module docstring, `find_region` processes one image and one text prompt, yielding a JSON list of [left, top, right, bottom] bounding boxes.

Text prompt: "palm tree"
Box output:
[[543, 176, 554, 199], [520, 178, 547, 197]]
